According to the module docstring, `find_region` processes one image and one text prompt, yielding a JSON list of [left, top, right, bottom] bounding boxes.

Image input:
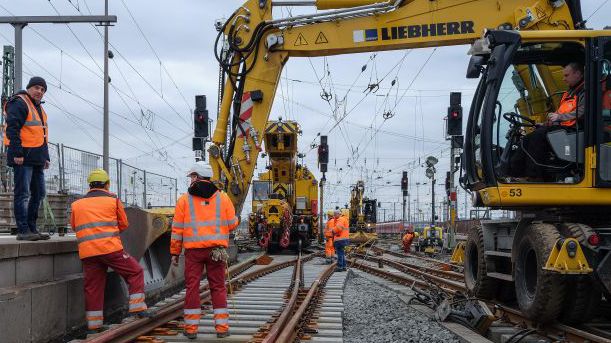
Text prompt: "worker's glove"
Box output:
[[211, 247, 228, 262]]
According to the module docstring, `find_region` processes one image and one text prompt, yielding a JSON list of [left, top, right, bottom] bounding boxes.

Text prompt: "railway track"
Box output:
[[350, 248, 611, 343], [80, 253, 347, 343], [75, 248, 610, 343]]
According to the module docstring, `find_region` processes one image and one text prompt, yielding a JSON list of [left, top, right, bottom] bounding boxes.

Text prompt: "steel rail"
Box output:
[[275, 262, 337, 342], [371, 246, 463, 272], [357, 252, 464, 281], [85, 253, 303, 343], [260, 253, 304, 343]]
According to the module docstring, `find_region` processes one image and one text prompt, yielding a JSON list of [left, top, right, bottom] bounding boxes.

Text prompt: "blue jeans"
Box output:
[[13, 165, 46, 235], [334, 239, 349, 269]]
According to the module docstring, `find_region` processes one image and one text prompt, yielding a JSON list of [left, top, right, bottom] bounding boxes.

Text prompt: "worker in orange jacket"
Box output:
[[71, 169, 153, 334], [332, 209, 350, 272], [324, 211, 335, 264], [402, 230, 415, 253], [170, 161, 239, 340]]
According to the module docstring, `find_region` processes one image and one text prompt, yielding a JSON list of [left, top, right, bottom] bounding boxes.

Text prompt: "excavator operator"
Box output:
[[511, 62, 585, 181]]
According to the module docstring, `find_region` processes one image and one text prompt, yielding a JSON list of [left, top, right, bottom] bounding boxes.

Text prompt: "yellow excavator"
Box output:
[[207, 0, 610, 324], [248, 119, 319, 251], [348, 180, 378, 243]]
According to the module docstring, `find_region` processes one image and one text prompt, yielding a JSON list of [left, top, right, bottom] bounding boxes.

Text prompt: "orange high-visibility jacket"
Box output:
[[324, 219, 335, 256], [170, 190, 238, 255], [557, 82, 584, 127], [332, 216, 350, 241], [403, 232, 414, 244], [71, 189, 128, 259], [3, 94, 48, 147], [324, 219, 335, 239]]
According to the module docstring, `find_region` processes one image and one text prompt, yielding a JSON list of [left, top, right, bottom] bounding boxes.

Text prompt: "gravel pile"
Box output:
[[343, 272, 461, 343]]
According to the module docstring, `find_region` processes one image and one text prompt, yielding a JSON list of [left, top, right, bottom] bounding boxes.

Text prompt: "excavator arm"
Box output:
[[209, 0, 581, 215]]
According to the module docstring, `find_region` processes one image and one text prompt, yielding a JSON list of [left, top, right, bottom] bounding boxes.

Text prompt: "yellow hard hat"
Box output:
[[87, 168, 110, 184], [326, 210, 334, 216]]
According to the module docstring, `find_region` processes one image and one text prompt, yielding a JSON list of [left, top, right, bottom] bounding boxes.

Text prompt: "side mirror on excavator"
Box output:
[[466, 55, 484, 79]]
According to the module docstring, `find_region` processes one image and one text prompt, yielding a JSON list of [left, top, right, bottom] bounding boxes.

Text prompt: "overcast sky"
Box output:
[[1, 0, 608, 220]]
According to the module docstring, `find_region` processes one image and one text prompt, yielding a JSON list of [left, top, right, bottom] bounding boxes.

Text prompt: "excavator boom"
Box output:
[[209, 0, 581, 216]]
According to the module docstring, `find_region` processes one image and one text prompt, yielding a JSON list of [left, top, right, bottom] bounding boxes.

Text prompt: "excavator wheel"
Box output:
[[464, 226, 498, 299], [514, 223, 566, 323], [561, 275, 601, 324]]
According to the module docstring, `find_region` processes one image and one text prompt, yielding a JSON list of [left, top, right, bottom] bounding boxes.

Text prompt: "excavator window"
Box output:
[[599, 40, 611, 181], [252, 181, 271, 201], [490, 41, 586, 183]]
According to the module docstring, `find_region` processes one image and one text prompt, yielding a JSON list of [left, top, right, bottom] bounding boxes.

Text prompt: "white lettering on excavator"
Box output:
[[353, 21, 475, 43]]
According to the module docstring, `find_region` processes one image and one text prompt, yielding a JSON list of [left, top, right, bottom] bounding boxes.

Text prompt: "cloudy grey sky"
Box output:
[[1, 0, 608, 220]]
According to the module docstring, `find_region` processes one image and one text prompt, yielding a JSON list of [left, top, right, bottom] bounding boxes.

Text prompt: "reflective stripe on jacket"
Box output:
[[3, 93, 48, 147], [332, 216, 350, 241], [71, 189, 127, 259], [170, 191, 238, 255]]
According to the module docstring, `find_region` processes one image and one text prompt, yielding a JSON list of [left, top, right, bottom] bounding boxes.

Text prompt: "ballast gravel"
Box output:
[[343, 271, 461, 343]]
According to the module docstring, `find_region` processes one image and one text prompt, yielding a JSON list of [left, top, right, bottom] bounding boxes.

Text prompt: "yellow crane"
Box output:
[[208, 0, 611, 324], [249, 119, 319, 251]]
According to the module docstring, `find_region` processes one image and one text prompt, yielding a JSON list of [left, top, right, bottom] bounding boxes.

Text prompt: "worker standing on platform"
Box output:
[[324, 211, 335, 264], [3, 77, 51, 241], [402, 230, 414, 253], [71, 169, 152, 334], [332, 209, 350, 272], [170, 161, 239, 340]]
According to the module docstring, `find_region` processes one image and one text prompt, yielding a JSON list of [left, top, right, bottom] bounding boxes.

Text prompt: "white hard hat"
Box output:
[[186, 161, 213, 178]]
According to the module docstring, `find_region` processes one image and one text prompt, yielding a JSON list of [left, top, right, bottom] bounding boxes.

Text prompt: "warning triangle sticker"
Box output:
[[315, 32, 328, 44], [294, 33, 308, 46]]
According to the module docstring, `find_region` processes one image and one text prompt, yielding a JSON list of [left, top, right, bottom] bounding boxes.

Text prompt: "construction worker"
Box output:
[[332, 209, 350, 272], [512, 62, 585, 180], [324, 211, 335, 264], [170, 161, 239, 340], [71, 169, 152, 334], [3, 76, 51, 241], [402, 230, 414, 253]]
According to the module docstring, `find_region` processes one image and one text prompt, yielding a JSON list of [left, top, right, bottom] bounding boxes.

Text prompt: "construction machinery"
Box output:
[[415, 226, 445, 255], [209, 0, 611, 324], [248, 119, 319, 251], [348, 180, 378, 243]]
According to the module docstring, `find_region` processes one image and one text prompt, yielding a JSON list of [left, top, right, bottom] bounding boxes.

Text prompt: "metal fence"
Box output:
[[1, 142, 178, 207]]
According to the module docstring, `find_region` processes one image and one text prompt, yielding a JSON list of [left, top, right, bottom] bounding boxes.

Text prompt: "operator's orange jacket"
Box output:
[[170, 190, 239, 255], [332, 216, 350, 242], [324, 218, 335, 256], [71, 189, 128, 259], [3, 93, 48, 147], [557, 81, 584, 127]]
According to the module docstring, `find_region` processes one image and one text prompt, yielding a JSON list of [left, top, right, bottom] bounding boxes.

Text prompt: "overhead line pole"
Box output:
[[103, 0, 110, 171]]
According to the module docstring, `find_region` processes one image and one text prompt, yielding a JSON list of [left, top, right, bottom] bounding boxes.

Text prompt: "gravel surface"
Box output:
[[343, 271, 461, 343]]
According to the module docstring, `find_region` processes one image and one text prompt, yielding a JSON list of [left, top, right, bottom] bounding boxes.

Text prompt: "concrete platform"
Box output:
[[0, 234, 85, 343]]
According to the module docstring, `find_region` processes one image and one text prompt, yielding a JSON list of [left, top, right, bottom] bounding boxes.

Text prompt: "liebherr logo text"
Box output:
[[353, 21, 475, 43]]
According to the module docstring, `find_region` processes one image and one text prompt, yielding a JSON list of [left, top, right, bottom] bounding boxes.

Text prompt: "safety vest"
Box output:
[[557, 82, 584, 128], [403, 233, 414, 243], [170, 191, 238, 255], [333, 216, 350, 241], [3, 94, 48, 147], [324, 219, 335, 239], [71, 189, 126, 259]]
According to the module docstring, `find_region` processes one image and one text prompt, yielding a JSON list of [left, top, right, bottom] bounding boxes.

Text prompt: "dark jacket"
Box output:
[[5, 91, 50, 166]]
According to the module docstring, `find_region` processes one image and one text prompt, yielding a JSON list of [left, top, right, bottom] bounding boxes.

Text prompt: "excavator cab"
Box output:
[[462, 30, 611, 324]]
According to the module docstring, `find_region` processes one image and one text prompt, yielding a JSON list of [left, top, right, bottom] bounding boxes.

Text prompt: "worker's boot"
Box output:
[[217, 331, 230, 338], [16, 233, 41, 241], [184, 332, 197, 340]]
